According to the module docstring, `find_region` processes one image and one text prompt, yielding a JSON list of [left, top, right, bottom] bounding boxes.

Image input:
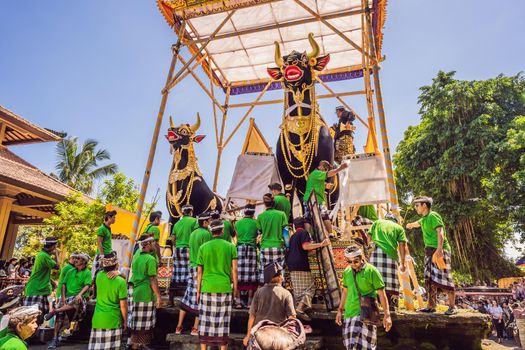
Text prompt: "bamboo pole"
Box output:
[[209, 59, 220, 145], [228, 90, 367, 108], [169, 54, 208, 91], [123, 22, 186, 277], [364, 3, 401, 217], [213, 86, 231, 192]]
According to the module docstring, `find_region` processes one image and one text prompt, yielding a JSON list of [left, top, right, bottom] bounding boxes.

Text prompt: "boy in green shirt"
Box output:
[[139, 211, 162, 262], [197, 220, 238, 350], [211, 210, 236, 243], [234, 205, 259, 308], [256, 194, 288, 285], [0, 306, 40, 350], [23, 237, 59, 320], [129, 237, 161, 349], [268, 183, 291, 220], [93, 211, 116, 278], [89, 252, 128, 350], [368, 213, 407, 309], [335, 245, 391, 350], [56, 253, 80, 300], [406, 196, 456, 315]]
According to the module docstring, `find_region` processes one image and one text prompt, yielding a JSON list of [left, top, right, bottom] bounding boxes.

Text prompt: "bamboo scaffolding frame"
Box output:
[[209, 60, 220, 145], [169, 54, 208, 92], [213, 86, 231, 192]]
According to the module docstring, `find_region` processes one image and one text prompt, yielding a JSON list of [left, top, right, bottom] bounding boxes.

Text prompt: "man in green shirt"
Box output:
[[368, 213, 407, 310], [138, 211, 162, 262], [89, 252, 128, 350], [56, 253, 79, 300], [303, 160, 347, 234], [257, 194, 288, 285], [93, 210, 117, 278], [268, 183, 291, 220], [176, 212, 212, 336], [234, 205, 259, 308], [23, 237, 59, 320], [46, 254, 92, 349], [211, 210, 236, 243], [129, 237, 161, 349], [406, 196, 456, 315], [0, 306, 40, 350], [335, 245, 392, 350], [196, 219, 237, 350]]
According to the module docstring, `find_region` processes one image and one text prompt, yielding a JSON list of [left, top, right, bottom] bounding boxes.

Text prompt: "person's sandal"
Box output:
[[296, 310, 312, 321], [234, 303, 243, 309], [175, 326, 183, 334], [444, 307, 458, 316], [419, 307, 436, 313], [191, 327, 199, 336]]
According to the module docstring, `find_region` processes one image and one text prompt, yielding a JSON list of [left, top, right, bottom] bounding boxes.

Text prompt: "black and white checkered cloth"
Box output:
[[342, 316, 377, 350], [424, 248, 455, 290], [23, 295, 50, 316], [237, 245, 258, 284], [290, 271, 316, 309], [259, 247, 285, 284], [172, 247, 190, 285], [127, 284, 156, 331], [369, 246, 399, 295], [88, 328, 122, 350], [198, 292, 232, 346], [181, 266, 198, 315]]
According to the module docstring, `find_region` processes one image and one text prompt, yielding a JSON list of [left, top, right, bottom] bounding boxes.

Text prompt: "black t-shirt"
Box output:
[[286, 229, 312, 272]]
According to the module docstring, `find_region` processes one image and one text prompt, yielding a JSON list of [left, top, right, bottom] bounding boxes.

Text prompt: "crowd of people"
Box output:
[[0, 257, 33, 280]]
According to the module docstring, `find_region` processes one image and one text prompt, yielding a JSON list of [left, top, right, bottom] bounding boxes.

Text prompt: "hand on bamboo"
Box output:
[[335, 309, 343, 326], [321, 238, 331, 247], [383, 314, 392, 332], [399, 262, 406, 273]]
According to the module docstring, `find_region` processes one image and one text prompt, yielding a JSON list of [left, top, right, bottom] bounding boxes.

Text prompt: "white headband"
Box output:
[[140, 237, 155, 247], [344, 248, 363, 259]]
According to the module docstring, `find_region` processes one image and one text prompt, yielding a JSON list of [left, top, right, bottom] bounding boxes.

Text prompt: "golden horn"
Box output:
[[169, 116, 175, 128], [307, 33, 320, 59], [190, 112, 201, 132], [274, 41, 283, 67]]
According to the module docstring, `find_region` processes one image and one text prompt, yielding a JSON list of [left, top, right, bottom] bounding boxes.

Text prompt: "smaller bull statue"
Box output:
[[165, 113, 221, 225]]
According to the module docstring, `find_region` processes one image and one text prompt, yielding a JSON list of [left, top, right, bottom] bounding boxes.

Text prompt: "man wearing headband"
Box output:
[[367, 212, 407, 310], [234, 204, 259, 308], [268, 183, 291, 220], [23, 237, 59, 320], [0, 306, 41, 350], [211, 210, 236, 243], [56, 253, 80, 303], [256, 193, 288, 284], [176, 212, 212, 336], [139, 211, 163, 262], [169, 205, 198, 306], [336, 246, 391, 350], [93, 211, 117, 278], [46, 254, 92, 349], [406, 196, 456, 315], [129, 237, 161, 349], [196, 219, 238, 350], [89, 252, 128, 350]]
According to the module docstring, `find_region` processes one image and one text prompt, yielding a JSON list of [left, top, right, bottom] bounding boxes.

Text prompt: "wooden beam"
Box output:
[[0, 122, 6, 146], [11, 204, 53, 219], [13, 218, 44, 225], [16, 197, 53, 206], [228, 90, 367, 108]]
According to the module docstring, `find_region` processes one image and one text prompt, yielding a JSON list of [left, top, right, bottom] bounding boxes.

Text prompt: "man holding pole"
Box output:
[[93, 211, 117, 277]]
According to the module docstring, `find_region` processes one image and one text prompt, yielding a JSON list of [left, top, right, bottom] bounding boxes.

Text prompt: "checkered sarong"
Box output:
[[23, 295, 50, 316], [424, 248, 455, 291], [369, 246, 399, 295], [237, 244, 258, 288], [128, 285, 156, 331], [199, 292, 232, 346], [57, 296, 86, 321], [342, 316, 376, 350], [88, 328, 122, 350], [259, 247, 285, 284], [290, 271, 316, 309], [181, 266, 198, 315], [172, 247, 190, 286]]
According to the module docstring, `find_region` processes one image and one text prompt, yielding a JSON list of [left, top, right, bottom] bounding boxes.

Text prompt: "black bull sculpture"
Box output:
[[267, 33, 339, 211], [165, 114, 221, 225]]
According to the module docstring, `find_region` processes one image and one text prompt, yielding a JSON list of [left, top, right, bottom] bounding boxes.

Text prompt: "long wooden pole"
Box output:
[[212, 86, 231, 192], [122, 23, 185, 277]]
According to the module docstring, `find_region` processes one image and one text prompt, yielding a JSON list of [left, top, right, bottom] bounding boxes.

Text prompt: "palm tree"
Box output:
[[52, 137, 118, 194]]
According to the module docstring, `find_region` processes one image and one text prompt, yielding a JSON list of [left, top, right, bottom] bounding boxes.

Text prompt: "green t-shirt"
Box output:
[[96, 224, 112, 255], [63, 268, 92, 298], [222, 220, 234, 242], [25, 250, 57, 296], [235, 217, 259, 247], [303, 169, 327, 204], [274, 194, 291, 219], [369, 219, 407, 261], [56, 262, 75, 298], [342, 263, 385, 318], [172, 216, 198, 248], [418, 211, 451, 251], [256, 208, 288, 249], [188, 227, 212, 268], [141, 224, 161, 241], [130, 252, 157, 302], [358, 205, 379, 222], [92, 272, 128, 329], [0, 333, 26, 350], [197, 237, 238, 293]]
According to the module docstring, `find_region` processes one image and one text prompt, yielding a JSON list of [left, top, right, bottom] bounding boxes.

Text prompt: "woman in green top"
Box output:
[[93, 210, 116, 279], [0, 306, 40, 350], [335, 246, 391, 350], [406, 196, 456, 315], [89, 252, 128, 350]]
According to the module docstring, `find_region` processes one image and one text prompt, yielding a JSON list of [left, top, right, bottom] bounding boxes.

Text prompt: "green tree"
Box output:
[[98, 172, 140, 212], [394, 71, 525, 281], [51, 137, 118, 194]]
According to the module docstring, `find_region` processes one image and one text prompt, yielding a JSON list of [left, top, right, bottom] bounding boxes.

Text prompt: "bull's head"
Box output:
[[165, 113, 205, 148], [267, 33, 330, 90]]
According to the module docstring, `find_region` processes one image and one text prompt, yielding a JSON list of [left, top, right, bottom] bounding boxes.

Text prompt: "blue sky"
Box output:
[[1, 1, 524, 217]]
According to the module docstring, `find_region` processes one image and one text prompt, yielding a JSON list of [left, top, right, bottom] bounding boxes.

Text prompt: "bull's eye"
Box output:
[[179, 129, 188, 136]]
